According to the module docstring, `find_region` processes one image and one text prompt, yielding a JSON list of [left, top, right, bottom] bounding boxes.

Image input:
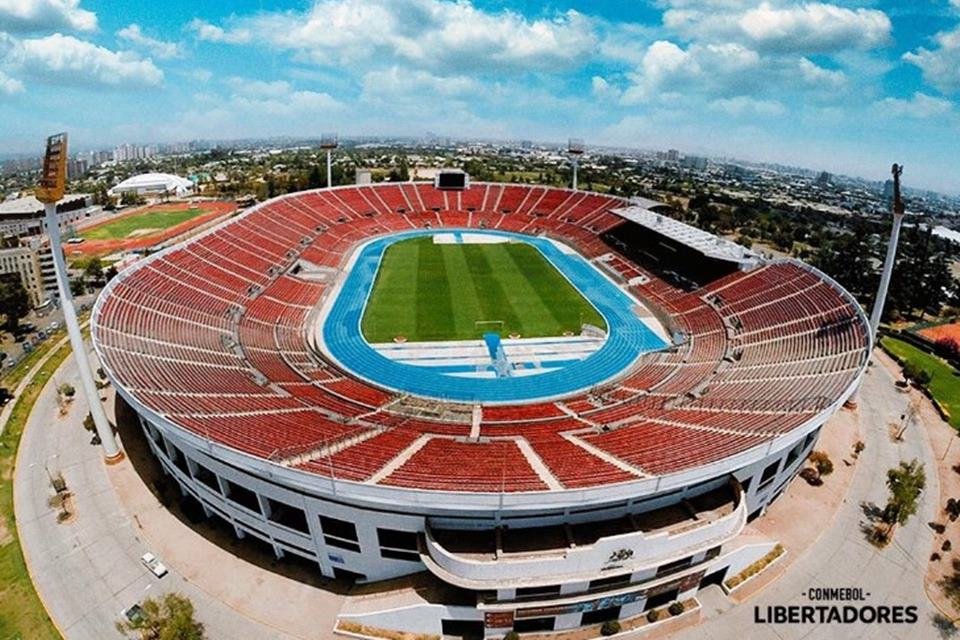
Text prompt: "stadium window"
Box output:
[[656, 556, 693, 578], [376, 528, 418, 550], [380, 548, 420, 562], [588, 573, 631, 591], [324, 537, 361, 553], [516, 584, 561, 599], [514, 617, 556, 632], [191, 463, 220, 493], [739, 476, 752, 494], [804, 428, 820, 450], [786, 441, 804, 468], [169, 445, 190, 476], [319, 516, 358, 541], [266, 498, 310, 534], [224, 480, 261, 514], [320, 515, 360, 553], [758, 460, 780, 489]]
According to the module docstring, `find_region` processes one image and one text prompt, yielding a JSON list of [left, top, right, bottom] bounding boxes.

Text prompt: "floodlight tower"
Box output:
[[320, 133, 339, 188], [36, 133, 122, 462], [568, 138, 584, 191], [868, 164, 907, 340]]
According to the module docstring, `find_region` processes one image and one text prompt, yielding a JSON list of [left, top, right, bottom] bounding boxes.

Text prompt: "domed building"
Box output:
[[108, 172, 195, 199]]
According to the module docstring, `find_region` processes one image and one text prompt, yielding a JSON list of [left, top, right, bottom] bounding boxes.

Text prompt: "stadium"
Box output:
[[91, 177, 871, 636]]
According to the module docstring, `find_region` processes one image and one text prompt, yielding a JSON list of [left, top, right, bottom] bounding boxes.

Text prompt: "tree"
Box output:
[[307, 164, 323, 189], [939, 558, 960, 610], [84, 257, 104, 285], [70, 277, 86, 296], [884, 459, 926, 529], [808, 451, 834, 478], [0, 272, 30, 334], [117, 593, 205, 640]]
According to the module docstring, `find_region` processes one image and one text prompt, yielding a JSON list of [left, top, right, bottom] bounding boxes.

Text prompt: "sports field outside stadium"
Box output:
[[361, 236, 606, 343], [79, 207, 205, 240]]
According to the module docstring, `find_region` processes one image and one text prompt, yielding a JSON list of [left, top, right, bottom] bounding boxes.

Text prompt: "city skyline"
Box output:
[[0, 0, 959, 194]]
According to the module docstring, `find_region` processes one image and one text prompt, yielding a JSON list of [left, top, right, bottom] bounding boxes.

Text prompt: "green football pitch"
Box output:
[[79, 207, 204, 240], [361, 237, 606, 343]]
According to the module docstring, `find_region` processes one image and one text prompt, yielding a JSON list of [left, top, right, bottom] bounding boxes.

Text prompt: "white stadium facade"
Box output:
[[92, 181, 871, 636]]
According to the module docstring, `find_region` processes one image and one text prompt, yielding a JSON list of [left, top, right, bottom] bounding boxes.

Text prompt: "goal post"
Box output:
[[475, 320, 504, 335]]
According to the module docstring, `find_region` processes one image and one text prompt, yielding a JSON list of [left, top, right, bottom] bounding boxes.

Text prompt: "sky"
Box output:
[[0, 0, 959, 193]]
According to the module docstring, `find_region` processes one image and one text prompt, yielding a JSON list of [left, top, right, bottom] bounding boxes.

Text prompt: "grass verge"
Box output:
[[880, 335, 960, 429], [0, 340, 72, 639]]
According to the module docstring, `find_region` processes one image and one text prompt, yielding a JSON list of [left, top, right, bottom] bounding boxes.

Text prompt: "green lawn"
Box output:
[[79, 207, 204, 240], [0, 341, 71, 640], [880, 336, 960, 429], [361, 237, 606, 342]]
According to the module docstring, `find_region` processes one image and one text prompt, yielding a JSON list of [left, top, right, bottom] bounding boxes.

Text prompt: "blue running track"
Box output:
[[319, 230, 668, 404]]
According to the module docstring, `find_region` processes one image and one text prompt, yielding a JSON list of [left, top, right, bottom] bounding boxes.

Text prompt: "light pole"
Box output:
[[868, 164, 907, 340], [36, 133, 122, 462], [320, 133, 339, 188], [568, 138, 584, 191]]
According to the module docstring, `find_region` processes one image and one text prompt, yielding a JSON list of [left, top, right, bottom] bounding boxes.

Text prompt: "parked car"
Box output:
[[140, 552, 168, 578], [120, 603, 144, 625]]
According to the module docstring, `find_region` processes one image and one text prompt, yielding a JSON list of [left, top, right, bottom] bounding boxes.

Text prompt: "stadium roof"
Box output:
[[614, 203, 762, 267], [109, 173, 194, 196]]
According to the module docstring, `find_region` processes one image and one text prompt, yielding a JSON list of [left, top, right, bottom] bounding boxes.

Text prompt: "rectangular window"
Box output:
[[656, 556, 693, 578], [267, 498, 310, 534], [377, 528, 418, 550], [225, 480, 261, 514], [319, 516, 358, 541], [785, 441, 803, 468], [380, 548, 420, 562], [324, 537, 361, 553], [516, 584, 561, 598], [589, 573, 631, 590], [758, 460, 780, 489], [192, 463, 220, 493]]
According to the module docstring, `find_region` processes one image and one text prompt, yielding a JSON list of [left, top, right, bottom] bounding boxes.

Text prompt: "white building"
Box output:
[[109, 173, 195, 199]]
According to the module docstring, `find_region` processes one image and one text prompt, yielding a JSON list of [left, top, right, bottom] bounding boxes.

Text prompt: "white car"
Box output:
[[140, 552, 168, 578]]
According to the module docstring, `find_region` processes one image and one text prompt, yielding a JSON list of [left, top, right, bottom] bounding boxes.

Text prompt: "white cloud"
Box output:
[[117, 24, 181, 59], [360, 67, 480, 101], [188, 0, 597, 73], [620, 40, 761, 104], [798, 58, 846, 89], [0, 0, 95, 32], [904, 28, 960, 94], [0, 69, 25, 94], [11, 33, 163, 87], [874, 92, 953, 119], [591, 75, 621, 100], [187, 18, 252, 45], [709, 95, 786, 116], [663, 1, 890, 53], [738, 3, 891, 52]]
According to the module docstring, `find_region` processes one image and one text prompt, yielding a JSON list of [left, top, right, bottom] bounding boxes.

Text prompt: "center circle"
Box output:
[[313, 229, 669, 404]]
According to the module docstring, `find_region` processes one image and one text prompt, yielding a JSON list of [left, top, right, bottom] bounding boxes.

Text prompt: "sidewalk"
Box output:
[[672, 355, 939, 639], [14, 349, 308, 639]]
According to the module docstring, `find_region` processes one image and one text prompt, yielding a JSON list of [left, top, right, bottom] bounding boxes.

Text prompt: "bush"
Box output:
[[600, 620, 621, 636], [668, 601, 685, 616], [799, 467, 823, 486], [853, 441, 865, 457], [83, 413, 95, 432], [646, 609, 661, 623], [59, 383, 76, 398], [903, 361, 932, 386], [808, 451, 834, 477], [504, 633, 520, 640], [935, 337, 960, 360]]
